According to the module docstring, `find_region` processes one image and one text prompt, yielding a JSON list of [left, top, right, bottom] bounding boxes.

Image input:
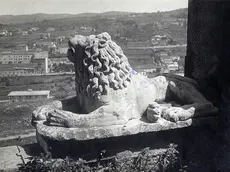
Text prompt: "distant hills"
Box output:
[[0, 9, 187, 24], [0, 11, 133, 24]]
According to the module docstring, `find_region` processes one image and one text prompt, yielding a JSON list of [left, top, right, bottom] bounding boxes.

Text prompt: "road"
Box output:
[[0, 130, 36, 142], [126, 44, 187, 50], [0, 72, 75, 77]]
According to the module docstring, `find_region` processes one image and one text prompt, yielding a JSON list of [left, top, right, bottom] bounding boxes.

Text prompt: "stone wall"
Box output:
[[185, 3, 230, 170], [185, 0, 230, 104]]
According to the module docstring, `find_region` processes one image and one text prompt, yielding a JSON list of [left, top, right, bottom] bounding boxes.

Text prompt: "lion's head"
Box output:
[[67, 32, 133, 100]]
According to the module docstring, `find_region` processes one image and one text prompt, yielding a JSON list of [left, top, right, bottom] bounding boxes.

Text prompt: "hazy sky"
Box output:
[[0, 0, 188, 15]]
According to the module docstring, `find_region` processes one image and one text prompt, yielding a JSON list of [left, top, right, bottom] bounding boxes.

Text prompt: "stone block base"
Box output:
[[35, 117, 219, 159]]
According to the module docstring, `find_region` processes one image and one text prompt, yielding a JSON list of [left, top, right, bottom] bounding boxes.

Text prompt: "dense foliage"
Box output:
[[18, 144, 188, 172], [52, 63, 74, 73]]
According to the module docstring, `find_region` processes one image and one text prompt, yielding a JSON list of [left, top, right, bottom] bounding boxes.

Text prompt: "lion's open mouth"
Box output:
[[67, 42, 75, 63]]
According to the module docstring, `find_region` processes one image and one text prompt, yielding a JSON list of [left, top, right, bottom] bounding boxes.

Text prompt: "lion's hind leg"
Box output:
[[164, 78, 218, 121], [146, 102, 195, 122], [161, 106, 195, 122], [161, 102, 218, 122], [182, 102, 218, 118]]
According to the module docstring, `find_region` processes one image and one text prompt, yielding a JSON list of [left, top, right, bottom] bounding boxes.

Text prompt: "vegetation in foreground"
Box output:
[[18, 144, 187, 172]]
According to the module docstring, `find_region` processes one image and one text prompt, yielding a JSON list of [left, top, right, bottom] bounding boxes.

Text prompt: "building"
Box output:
[[33, 48, 43, 52], [0, 52, 33, 64], [29, 27, 39, 32], [154, 50, 171, 63], [34, 51, 48, 59], [135, 64, 157, 76], [8, 90, 50, 102], [56, 36, 66, 42], [137, 68, 157, 76], [168, 62, 179, 71], [0, 64, 49, 76], [0, 30, 8, 36], [15, 44, 28, 52], [50, 57, 70, 64], [22, 31, 28, 36], [151, 35, 172, 46], [34, 41, 56, 51], [46, 27, 55, 32], [2, 67, 35, 76], [38, 33, 50, 39], [171, 56, 180, 61], [57, 47, 68, 54], [32, 57, 50, 74], [161, 56, 173, 64], [0, 52, 50, 76], [0, 63, 45, 77]]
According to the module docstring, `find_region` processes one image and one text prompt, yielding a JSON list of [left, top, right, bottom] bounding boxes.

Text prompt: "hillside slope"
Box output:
[[0, 9, 187, 24]]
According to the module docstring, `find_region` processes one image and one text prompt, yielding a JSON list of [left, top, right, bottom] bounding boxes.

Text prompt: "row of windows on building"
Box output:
[[0, 70, 43, 76], [9, 95, 48, 101], [8, 55, 31, 58], [0, 58, 32, 64], [1, 57, 31, 61], [0, 61, 30, 64]]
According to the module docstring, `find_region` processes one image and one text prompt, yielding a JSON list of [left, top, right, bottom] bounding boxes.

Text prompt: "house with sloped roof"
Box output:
[[8, 89, 50, 102]]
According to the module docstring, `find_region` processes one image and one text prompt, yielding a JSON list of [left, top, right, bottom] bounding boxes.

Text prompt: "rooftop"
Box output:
[[8, 90, 50, 96], [17, 44, 28, 47], [0, 52, 33, 55], [136, 64, 157, 69]]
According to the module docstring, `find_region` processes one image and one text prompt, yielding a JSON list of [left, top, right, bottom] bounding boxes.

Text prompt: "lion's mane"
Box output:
[[70, 32, 133, 100]]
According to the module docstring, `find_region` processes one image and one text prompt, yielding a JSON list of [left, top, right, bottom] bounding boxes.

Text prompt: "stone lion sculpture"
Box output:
[[32, 32, 218, 128]]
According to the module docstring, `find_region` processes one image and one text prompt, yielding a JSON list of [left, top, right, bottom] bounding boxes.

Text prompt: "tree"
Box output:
[[1, 77, 10, 86]]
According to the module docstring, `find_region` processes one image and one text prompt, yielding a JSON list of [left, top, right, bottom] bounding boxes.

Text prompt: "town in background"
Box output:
[[0, 8, 187, 139]]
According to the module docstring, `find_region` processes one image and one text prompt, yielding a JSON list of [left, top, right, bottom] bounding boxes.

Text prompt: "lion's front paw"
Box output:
[[162, 107, 195, 122], [32, 106, 55, 125], [47, 109, 79, 127], [147, 102, 167, 122]]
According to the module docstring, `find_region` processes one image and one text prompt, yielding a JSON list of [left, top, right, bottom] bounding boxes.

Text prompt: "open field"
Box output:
[[0, 100, 51, 138], [0, 74, 76, 139], [0, 74, 75, 98]]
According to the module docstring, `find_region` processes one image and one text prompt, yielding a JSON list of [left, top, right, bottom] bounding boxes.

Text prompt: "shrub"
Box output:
[[18, 144, 184, 172]]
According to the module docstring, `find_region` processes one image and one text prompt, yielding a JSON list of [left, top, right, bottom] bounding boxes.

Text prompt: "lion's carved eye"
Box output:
[[98, 40, 107, 48]]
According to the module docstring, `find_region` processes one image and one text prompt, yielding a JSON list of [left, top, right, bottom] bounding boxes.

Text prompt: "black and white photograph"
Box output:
[[0, 0, 230, 171]]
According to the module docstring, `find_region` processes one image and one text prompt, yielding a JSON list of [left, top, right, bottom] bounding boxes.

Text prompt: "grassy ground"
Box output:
[[0, 100, 52, 138], [0, 74, 76, 98], [0, 74, 76, 138], [0, 136, 36, 147]]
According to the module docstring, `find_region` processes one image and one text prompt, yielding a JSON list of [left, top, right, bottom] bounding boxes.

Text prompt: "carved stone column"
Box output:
[[185, 0, 230, 104]]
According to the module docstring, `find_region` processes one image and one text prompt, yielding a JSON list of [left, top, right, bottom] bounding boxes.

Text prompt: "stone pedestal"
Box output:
[[35, 117, 218, 159]]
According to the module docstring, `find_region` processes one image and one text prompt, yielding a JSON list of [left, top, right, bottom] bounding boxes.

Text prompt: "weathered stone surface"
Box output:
[[32, 33, 218, 129], [31, 32, 219, 157], [0, 146, 31, 171], [36, 117, 217, 141], [185, 0, 230, 104], [182, 2, 230, 171], [36, 117, 219, 158]]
